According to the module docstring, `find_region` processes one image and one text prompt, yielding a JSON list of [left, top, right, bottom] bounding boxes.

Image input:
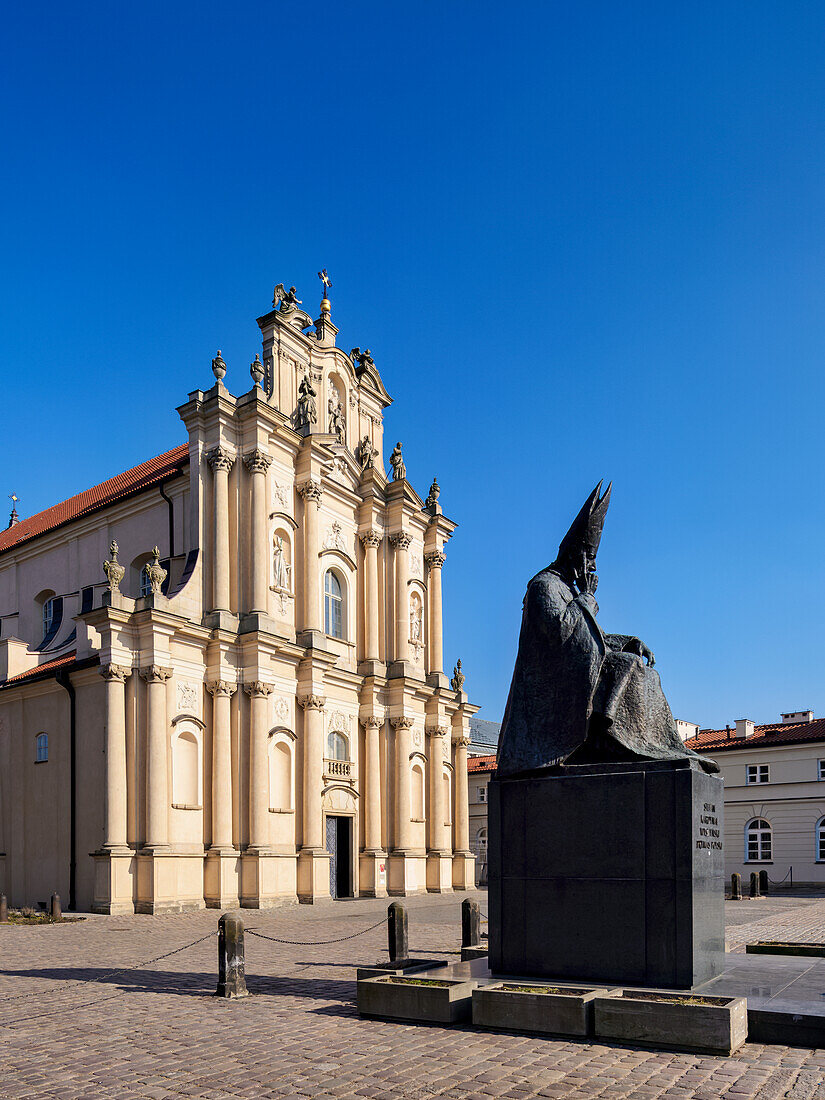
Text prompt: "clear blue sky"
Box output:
[[3, 2, 825, 730]]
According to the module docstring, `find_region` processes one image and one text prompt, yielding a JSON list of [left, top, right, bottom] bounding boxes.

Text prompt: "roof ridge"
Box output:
[[0, 443, 189, 556]]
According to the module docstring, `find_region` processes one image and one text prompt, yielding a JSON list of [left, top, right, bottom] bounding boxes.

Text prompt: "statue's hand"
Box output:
[[579, 570, 598, 596]]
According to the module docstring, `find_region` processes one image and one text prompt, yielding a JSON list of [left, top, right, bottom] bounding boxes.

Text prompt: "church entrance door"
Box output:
[[325, 815, 353, 899]]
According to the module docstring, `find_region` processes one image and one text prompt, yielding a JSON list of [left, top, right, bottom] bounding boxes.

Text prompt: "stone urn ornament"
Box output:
[[250, 354, 264, 387], [144, 546, 167, 596], [211, 350, 227, 382], [103, 541, 125, 593]]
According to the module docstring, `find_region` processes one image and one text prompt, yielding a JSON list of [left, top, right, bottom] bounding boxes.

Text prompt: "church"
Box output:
[[0, 279, 477, 913]]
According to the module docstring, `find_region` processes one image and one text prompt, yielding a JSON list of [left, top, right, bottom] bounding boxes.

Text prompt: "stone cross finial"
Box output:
[[7, 493, 19, 529], [211, 350, 226, 381], [144, 546, 167, 596], [103, 541, 125, 593], [450, 659, 465, 693]]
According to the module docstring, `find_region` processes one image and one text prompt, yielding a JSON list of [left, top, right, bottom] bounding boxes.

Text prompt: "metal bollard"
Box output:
[[759, 869, 769, 896], [461, 898, 481, 948], [50, 894, 61, 921], [216, 913, 248, 998], [387, 902, 408, 963], [749, 871, 760, 898], [730, 873, 742, 900]]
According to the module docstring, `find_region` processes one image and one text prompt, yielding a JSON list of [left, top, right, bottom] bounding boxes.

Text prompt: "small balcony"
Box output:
[[324, 757, 353, 781]]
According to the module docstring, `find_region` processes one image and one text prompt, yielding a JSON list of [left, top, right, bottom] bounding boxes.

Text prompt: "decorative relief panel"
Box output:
[[273, 695, 291, 725], [410, 549, 423, 578], [272, 480, 291, 510], [327, 709, 351, 733], [412, 723, 424, 751], [323, 521, 347, 553], [177, 680, 200, 715]]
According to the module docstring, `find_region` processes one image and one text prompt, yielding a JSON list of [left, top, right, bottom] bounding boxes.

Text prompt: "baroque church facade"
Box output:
[[0, 282, 476, 913]]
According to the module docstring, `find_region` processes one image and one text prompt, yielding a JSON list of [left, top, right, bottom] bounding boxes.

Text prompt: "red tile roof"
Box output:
[[3, 651, 81, 686], [0, 444, 189, 556], [686, 718, 825, 753], [468, 754, 497, 774]]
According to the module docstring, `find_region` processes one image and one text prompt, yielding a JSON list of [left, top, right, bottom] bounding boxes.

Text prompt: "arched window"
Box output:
[[411, 762, 425, 820], [746, 818, 772, 862], [324, 569, 344, 639], [36, 591, 62, 646], [443, 767, 452, 826], [35, 733, 48, 763], [139, 565, 153, 597], [817, 817, 825, 863], [327, 730, 349, 761], [172, 728, 200, 807], [475, 827, 488, 855], [269, 738, 293, 811]]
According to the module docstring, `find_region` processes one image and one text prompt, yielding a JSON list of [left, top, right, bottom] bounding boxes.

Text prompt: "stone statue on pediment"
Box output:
[[273, 284, 302, 312], [296, 373, 317, 429], [356, 434, 378, 472], [389, 442, 406, 481]]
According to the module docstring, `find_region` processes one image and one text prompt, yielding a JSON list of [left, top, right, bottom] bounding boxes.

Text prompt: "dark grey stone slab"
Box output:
[[488, 759, 725, 989]]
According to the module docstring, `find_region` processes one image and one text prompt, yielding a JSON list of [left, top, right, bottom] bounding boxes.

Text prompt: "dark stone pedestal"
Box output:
[[488, 758, 725, 989]]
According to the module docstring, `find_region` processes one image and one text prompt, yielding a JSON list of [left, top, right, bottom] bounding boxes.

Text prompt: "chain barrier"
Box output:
[[767, 867, 793, 886], [246, 916, 387, 947], [0, 930, 216, 1009]]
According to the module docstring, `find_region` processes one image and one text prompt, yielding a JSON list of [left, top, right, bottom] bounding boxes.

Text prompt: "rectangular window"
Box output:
[[746, 764, 769, 784], [819, 760, 825, 781], [478, 786, 486, 803]]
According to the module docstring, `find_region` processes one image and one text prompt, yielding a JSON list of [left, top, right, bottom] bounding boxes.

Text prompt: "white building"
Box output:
[[687, 712, 825, 887]]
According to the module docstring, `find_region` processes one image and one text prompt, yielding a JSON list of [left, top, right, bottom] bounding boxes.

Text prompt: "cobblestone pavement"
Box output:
[[1, 891, 824, 1099]]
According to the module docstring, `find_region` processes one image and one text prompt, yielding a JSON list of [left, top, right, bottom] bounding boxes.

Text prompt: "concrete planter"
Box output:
[[357, 974, 476, 1024], [460, 946, 488, 962], [594, 990, 748, 1055], [473, 981, 611, 1037], [747, 942, 825, 958], [355, 959, 447, 981]]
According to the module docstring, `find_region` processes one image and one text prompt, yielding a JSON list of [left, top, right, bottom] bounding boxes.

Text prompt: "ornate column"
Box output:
[[364, 716, 384, 852], [391, 716, 414, 852], [207, 681, 236, 850], [453, 731, 471, 855], [360, 530, 381, 662], [298, 482, 322, 633], [425, 551, 446, 675], [298, 694, 326, 851], [140, 665, 172, 850], [244, 681, 274, 850], [426, 725, 448, 854], [100, 664, 131, 850], [391, 533, 411, 664], [207, 446, 234, 613], [243, 448, 273, 615]]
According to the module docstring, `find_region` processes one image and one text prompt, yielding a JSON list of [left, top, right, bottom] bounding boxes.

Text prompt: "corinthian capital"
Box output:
[[206, 680, 237, 697], [425, 724, 448, 739], [363, 715, 383, 728], [425, 550, 446, 570], [206, 445, 235, 473], [390, 532, 412, 551], [243, 448, 272, 475], [360, 529, 382, 549], [100, 663, 131, 683], [453, 733, 471, 748], [139, 665, 173, 684], [390, 715, 414, 730], [243, 681, 274, 698], [298, 694, 326, 710], [297, 480, 322, 506]]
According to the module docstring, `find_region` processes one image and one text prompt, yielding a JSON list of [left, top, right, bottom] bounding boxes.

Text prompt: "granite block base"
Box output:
[[488, 758, 725, 989]]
